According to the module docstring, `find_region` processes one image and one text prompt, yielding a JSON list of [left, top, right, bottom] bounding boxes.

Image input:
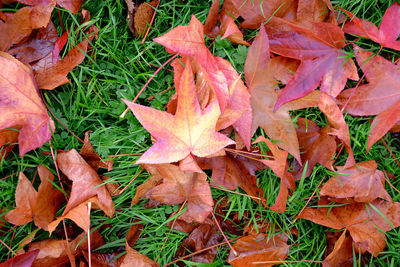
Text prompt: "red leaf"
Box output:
[[0, 52, 55, 156], [339, 47, 400, 151], [342, 3, 400, 50], [0, 250, 39, 267], [269, 21, 358, 109]]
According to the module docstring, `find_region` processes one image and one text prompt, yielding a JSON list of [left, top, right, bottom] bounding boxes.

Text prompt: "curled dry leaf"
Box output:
[[28, 230, 104, 267], [228, 232, 289, 267], [342, 3, 400, 50], [297, 198, 400, 256], [80, 131, 113, 171], [33, 22, 98, 90], [318, 92, 355, 168], [123, 61, 234, 165], [56, 149, 115, 217], [320, 161, 392, 203], [254, 136, 295, 213], [134, 163, 213, 223], [323, 231, 354, 267], [4, 165, 64, 230], [133, 0, 159, 38], [293, 118, 336, 179], [0, 52, 55, 156], [0, 128, 19, 161], [0, 250, 39, 267], [338, 47, 400, 151]]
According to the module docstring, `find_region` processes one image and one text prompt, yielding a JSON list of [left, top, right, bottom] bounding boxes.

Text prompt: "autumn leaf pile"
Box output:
[[1, 0, 400, 266]]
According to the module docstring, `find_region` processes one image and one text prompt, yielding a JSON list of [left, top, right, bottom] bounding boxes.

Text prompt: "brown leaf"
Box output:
[[0, 7, 33, 52], [0, 52, 55, 156], [4, 172, 38, 225], [319, 92, 355, 168], [56, 149, 115, 218], [320, 161, 392, 203], [294, 118, 336, 179], [228, 233, 289, 266], [80, 131, 113, 171], [254, 136, 295, 213], [323, 231, 354, 267], [297, 198, 400, 256], [120, 245, 158, 267], [33, 23, 98, 90], [0, 127, 19, 161], [133, 1, 158, 38], [8, 21, 58, 64], [29, 230, 104, 267], [32, 165, 64, 230], [141, 164, 213, 223]]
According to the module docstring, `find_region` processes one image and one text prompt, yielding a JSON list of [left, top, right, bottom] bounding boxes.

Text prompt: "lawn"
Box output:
[[1, 0, 400, 266]]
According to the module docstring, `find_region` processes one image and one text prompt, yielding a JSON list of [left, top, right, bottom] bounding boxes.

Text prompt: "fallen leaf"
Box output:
[[245, 26, 319, 162], [8, 21, 58, 64], [33, 23, 98, 89], [0, 128, 19, 161], [29, 230, 104, 267], [123, 61, 234, 165], [338, 47, 400, 151], [227, 232, 289, 266], [154, 16, 252, 147], [121, 246, 158, 267], [4, 172, 38, 225], [320, 161, 392, 203], [56, 149, 115, 217], [342, 3, 400, 50], [293, 118, 336, 179], [133, 1, 158, 38], [269, 21, 358, 109], [32, 165, 64, 230], [80, 131, 113, 171], [297, 198, 400, 256], [0, 52, 55, 156], [4, 165, 64, 230], [323, 231, 354, 267], [318, 92, 355, 168], [254, 136, 295, 213], [139, 164, 213, 223], [0, 250, 39, 267]]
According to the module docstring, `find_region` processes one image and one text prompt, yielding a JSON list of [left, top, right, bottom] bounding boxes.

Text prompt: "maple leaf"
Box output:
[[254, 136, 295, 213], [323, 231, 354, 267], [0, 128, 19, 161], [269, 21, 358, 109], [56, 149, 115, 217], [338, 47, 400, 151], [153, 15, 252, 148], [3, 165, 64, 230], [0, 250, 39, 267], [342, 3, 400, 50], [293, 118, 336, 179], [320, 161, 391, 203], [33, 23, 98, 90], [0, 52, 55, 156], [245, 26, 320, 162], [28, 230, 104, 266], [318, 92, 355, 168], [204, 0, 249, 46], [133, 164, 213, 223], [80, 131, 113, 171], [297, 198, 400, 256], [227, 232, 289, 266], [123, 62, 234, 165], [198, 153, 265, 202], [8, 21, 58, 64]]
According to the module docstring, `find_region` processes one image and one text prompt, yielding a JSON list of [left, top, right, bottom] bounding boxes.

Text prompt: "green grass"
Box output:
[[1, 0, 400, 266]]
